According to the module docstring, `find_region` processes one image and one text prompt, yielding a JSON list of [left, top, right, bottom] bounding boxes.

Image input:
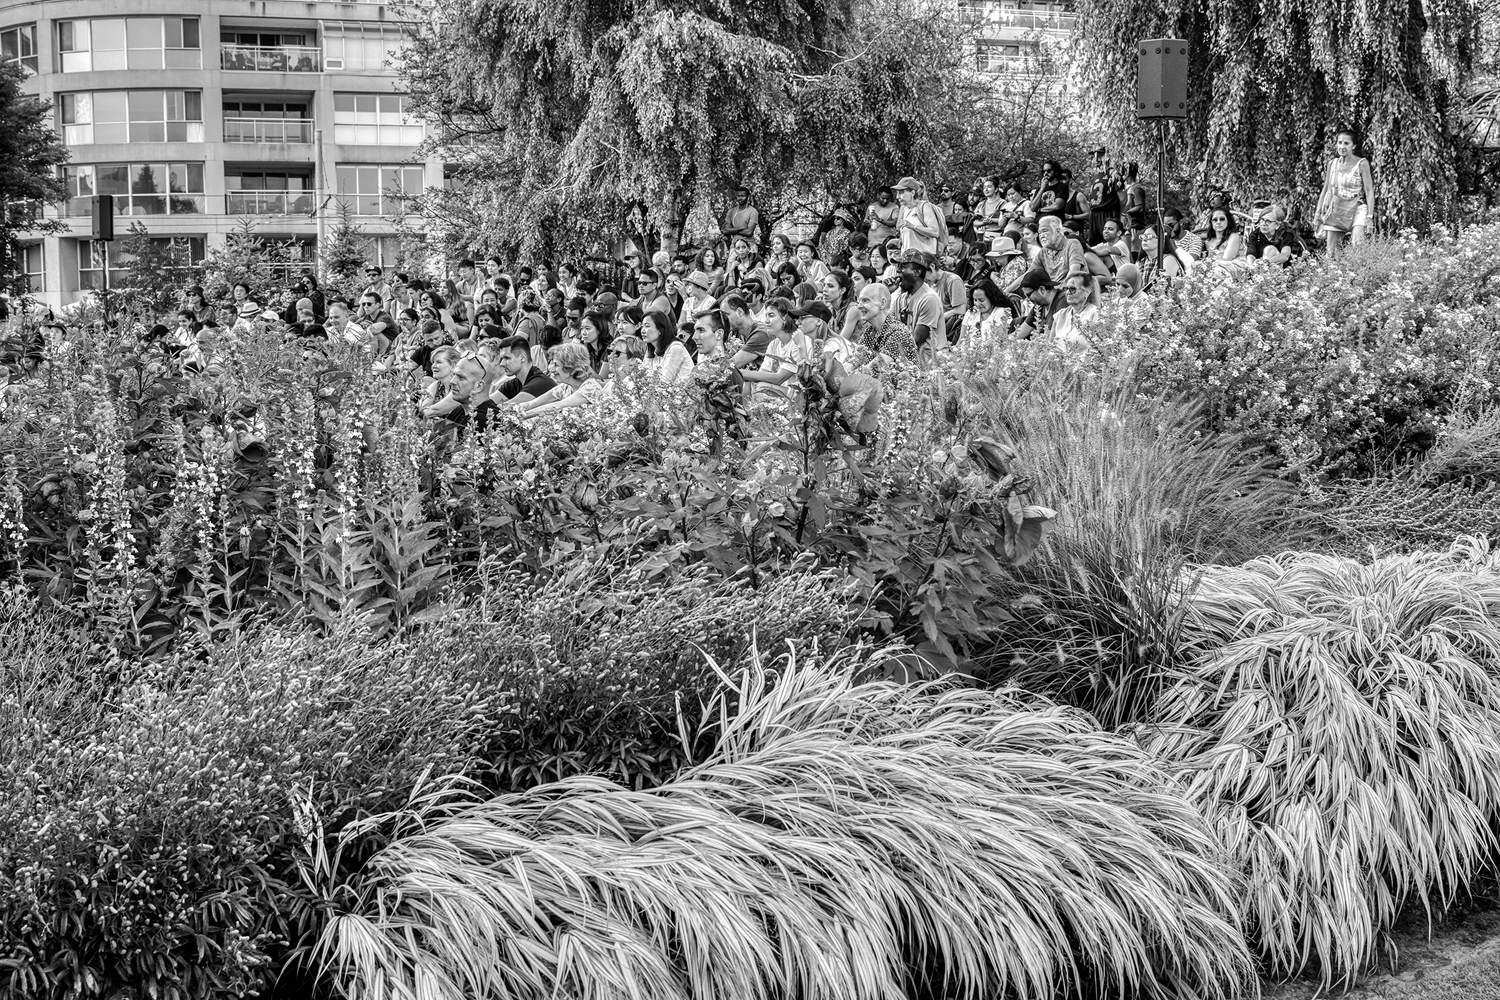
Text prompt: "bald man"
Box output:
[[854, 283, 917, 362]]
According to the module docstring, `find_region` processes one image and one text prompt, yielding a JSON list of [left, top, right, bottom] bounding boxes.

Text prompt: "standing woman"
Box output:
[[1316, 127, 1375, 254]]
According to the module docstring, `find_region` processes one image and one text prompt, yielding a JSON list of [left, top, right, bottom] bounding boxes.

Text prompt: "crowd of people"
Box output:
[[5, 139, 1377, 438]]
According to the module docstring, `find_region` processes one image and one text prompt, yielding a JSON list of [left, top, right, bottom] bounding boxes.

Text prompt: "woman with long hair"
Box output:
[[960, 278, 1011, 343], [1315, 127, 1375, 254], [793, 240, 829, 285], [1201, 206, 1242, 262], [819, 269, 854, 331], [1137, 225, 1182, 291], [641, 310, 695, 382], [578, 310, 613, 374]]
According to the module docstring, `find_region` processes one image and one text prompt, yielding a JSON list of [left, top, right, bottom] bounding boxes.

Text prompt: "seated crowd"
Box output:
[[6, 158, 1316, 434]]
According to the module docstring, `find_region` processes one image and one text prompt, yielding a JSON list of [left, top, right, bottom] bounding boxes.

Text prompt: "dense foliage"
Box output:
[[0, 60, 68, 299], [1073, 0, 1484, 227], [398, 0, 978, 256]]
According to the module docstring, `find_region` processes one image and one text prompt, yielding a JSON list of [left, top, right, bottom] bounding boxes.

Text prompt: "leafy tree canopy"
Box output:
[[0, 60, 68, 297], [1074, 0, 1484, 227], [398, 0, 977, 258]]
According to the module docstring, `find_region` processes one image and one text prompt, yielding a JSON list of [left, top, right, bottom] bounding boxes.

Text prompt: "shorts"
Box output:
[[1321, 202, 1369, 235]]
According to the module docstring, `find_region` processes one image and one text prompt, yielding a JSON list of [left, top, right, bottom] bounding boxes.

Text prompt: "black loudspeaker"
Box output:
[[90, 194, 114, 241], [1136, 39, 1189, 119]]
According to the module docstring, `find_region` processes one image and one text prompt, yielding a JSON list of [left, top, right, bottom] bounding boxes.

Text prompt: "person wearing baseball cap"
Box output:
[[894, 177, 944, 258], [891, 248, 945, 355], [1014, 266, 1061, 341]]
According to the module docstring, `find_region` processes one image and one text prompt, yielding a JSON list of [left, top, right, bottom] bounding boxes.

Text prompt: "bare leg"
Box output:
[[1326, 229, 1345, 256], [1351, 224, 1367, 246]]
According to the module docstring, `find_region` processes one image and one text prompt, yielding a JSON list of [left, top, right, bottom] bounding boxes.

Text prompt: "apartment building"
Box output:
[[1, 0, 433, 307], [957, 0, 1077, 76]]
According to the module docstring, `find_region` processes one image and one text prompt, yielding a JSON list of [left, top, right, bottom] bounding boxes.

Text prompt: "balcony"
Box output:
[[223, 117, 315, 144], [225, 190, 315, 215], [220, 44, 320, 73]]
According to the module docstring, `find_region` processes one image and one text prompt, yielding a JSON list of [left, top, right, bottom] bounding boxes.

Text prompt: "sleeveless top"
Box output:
[[1330, 157, 1365, 201]]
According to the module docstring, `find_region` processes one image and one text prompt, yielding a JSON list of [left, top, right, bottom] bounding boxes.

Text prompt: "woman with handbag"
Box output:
[[1315, 128, 1375, 254]]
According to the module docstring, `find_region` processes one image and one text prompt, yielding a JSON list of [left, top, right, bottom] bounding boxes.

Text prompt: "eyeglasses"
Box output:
[[610, 349, 630, 357]]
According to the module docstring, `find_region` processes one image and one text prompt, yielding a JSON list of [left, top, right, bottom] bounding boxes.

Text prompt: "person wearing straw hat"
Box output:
[[984, 235, 1028, 301], [682, 269, 718, 319], [820, 207, 857, 267]]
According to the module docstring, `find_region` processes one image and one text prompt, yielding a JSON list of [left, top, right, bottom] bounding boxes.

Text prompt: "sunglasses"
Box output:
[[610, 348, 630, 357]]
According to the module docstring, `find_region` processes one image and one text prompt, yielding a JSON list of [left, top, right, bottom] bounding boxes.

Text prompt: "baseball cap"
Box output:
[[895, 249, 932, 271], [1017, 267, 1056, 292], [792, 300, 834, 323]]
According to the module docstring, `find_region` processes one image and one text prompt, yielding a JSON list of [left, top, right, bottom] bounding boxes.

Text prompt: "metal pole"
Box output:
[[315, 127, 327, 283], [1156, 118, 1165, 276], [99, 239, 109, 315]]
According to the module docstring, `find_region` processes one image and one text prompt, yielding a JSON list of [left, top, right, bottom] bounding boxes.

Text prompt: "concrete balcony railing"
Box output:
[[225, 190, 315, 215], [223, 117, 315, 144], [219, 44, 321, 73]]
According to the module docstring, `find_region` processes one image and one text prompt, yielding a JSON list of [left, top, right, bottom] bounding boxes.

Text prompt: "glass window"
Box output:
[[336, 163, 422, 216], [1, 24, 38, 72], [58, 17, 199, 73], [323, 23, 403, 72], [79, 235, 203, 291], [59, 91, 202, 145], [334, 93, 423, 146], [62, 163, 204, 216], [19, 243, 43, 293]]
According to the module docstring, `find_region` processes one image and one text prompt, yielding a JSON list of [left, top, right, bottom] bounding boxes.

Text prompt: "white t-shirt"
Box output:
[[1052, 304, 1099, 352], [757, 332, 811, 396]]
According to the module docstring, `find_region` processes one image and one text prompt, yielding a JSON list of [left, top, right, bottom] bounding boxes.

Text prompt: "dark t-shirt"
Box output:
[[738, 326, 774, 365], [494, 367, 557, 401], [1246, 228, 1305, 266], [1036, 182, 1070, 219], [439, 399, 500, 438]]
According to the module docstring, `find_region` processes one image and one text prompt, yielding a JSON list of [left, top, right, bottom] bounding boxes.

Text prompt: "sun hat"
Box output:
[[985, 236, 1022, 259], [893, 176, 922, 192], [685, 270, 714, 292], [832, 207, 856, 224]]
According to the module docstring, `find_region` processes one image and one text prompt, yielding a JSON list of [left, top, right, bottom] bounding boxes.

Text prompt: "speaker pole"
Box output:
[[1156, 117, 1165, 277]]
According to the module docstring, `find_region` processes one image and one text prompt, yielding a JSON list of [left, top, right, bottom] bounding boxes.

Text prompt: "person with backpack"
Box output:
[[894, 177, 946, 258]]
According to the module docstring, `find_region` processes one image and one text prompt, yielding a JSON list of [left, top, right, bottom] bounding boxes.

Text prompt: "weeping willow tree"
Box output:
[[395, 0, 977, 259], [1073, 0, 1485, 227]]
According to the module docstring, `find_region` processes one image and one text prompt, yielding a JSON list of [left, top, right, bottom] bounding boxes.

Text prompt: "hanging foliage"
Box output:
[[395, 0, 978, 259], [1073, 0, 1484, 228]]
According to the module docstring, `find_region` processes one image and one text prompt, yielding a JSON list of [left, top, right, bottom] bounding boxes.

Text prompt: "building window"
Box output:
[[219, 28, 319, 72], [335, 164, 423, 216], [225, 171, 314, 214], [1, 24, 38, 72], [18, 243, 43, 292], [63, 163, 206, 216], [333, 94, 423, 145], [58, 17, 200, 73], [976, 41, 1024, 74], [60, 91, 204, 145], [322, 23, 404, 73], [79, 235, 204, 291]]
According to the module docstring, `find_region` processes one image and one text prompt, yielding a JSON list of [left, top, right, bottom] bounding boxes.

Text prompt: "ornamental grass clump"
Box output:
[[1136, 541, 1500, 985], [307, 645, 1255, 1000]]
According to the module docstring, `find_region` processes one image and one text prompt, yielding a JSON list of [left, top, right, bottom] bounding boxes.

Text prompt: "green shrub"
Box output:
[[1084, 226, 1500, 479], [0, 564, 856, 1000], [1135, 542, 1500, 985], [306, 645, 1255, 1000]]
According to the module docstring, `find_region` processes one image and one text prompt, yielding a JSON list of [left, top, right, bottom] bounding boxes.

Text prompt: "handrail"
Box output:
[[219, 43, 321, 72]]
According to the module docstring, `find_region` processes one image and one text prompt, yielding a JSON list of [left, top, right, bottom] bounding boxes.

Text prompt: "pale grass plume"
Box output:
[[1138, 539, 1500, 986], [310, 643, 1254, 1000]]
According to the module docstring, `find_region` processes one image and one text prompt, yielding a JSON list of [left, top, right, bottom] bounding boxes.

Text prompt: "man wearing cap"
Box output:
[[362, 264, 393, 304], [1012, 267, 1062, 341], [722, 186, 761, 243], [894, 177, 945, 256], [891, 249, 945, 356], [853, 283, 918, 362]]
